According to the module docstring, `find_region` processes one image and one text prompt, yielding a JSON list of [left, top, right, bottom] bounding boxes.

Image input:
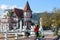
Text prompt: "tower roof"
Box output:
[[24, 1, 32, 12]]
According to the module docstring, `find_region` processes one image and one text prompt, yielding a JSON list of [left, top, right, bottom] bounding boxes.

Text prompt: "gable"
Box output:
[[12, 8, 23, 18]]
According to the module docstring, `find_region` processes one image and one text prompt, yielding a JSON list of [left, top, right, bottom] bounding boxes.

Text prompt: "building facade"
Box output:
[[0, 1, 32, 30]]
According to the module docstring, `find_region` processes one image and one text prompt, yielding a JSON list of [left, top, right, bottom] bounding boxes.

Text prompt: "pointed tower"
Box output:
[[24, 1, 32, 12], [24, 1, 32, 26]]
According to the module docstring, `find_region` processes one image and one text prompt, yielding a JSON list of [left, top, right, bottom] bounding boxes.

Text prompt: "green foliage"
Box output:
[[7, 12, 13, 17], [33, 8, 60, 29], [41, 12, 49, 27]]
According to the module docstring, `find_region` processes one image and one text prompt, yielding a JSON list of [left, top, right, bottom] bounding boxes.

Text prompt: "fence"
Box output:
[[0, 31, 18, 40], [0, 26, 44, 40], [0, 30, 35, 40]]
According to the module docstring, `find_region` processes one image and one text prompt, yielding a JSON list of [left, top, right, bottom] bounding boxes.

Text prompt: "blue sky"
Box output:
[[0, 0, 60, 15]]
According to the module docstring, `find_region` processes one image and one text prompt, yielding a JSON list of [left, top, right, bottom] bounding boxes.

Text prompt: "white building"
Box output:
[[0, 1, 32, 31], [0, 12, 9, 32]]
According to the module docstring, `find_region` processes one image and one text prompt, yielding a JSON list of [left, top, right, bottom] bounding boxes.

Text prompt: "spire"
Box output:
[[24, 1, 32, 12]]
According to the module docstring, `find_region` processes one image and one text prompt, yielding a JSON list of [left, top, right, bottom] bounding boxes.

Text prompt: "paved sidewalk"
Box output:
[[0, 35, 58, 40], [19, 35, 58, 40], [19, 36, 35, 40]]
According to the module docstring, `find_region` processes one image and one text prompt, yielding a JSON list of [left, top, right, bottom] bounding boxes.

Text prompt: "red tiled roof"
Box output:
[[13, 8, 23, 18], [24, 1, 32, 12], [12, 1, 32, 18]]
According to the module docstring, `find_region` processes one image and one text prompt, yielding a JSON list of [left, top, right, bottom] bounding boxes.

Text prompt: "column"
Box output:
[[20, 20, 22, 31], [16, 22, 18, 29]]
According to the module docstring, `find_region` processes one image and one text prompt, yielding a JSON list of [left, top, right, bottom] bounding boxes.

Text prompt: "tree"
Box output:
[[51, 8, 60, 28], [41, 11, 50, 29], [7, 11, 13, 17], [51, 8, 60, 35], [52, 8, 60, 13]]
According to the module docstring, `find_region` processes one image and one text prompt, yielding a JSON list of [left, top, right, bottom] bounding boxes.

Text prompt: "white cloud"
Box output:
[[0, 4, 8, 10], [0, 4, 24, 16], [0, 4, 18, 10], [19, 7, 23, 9], [0, 4, 24, 11], [9, 5, 23, 9], [9, 5, 17, 9]]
